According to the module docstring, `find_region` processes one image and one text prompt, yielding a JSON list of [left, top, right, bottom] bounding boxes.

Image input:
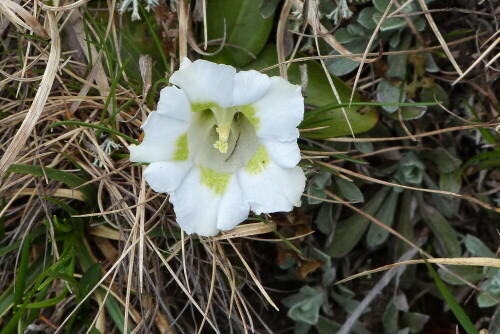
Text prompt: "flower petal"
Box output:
[[261, 138, 302, 168], [232, 70, 271, 107], [217, 177, 250, 231], [237, 151, 306, 214], [169, 167, 221, 236], [242, 76, 303, 142], [156, 86, 192, 122], [144, 161, 193, 193], [169, 59, 236, 108], [129, 112, 189, 163]]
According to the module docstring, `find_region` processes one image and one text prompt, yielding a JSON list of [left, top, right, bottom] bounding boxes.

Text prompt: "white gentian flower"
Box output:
[[129, 59, 306, 236], [118, 0, 158, 21]]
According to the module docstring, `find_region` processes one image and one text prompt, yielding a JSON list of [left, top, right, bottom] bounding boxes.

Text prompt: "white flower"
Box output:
[[129, 59, 306, 236], [118, 0, 158, 21]]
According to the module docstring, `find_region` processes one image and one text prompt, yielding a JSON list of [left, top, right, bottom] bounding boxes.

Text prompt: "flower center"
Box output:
[[187, 108, 260, 174], [211, 106, 238, 154]]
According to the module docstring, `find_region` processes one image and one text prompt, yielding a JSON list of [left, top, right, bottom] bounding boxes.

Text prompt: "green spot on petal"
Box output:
[[239, 105, 260, 130], [245, 145, 270, 174], [191, 102, 219, 112], [200, 166, 231, 195], [173, 133, 189, 161]]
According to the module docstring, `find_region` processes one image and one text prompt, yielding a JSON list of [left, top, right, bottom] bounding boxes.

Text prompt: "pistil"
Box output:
[[212, 107, 238, 154]]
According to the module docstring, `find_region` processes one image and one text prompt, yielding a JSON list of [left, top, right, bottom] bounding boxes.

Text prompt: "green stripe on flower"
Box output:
[[200, 166, 231, 195], [173, 133, 189, 161], [191, 102, 219, 112], [246, 145, 270, 174], [238, 105, 260, 130]]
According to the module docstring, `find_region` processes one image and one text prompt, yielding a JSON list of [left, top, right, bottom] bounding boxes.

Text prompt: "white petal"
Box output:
[[261, 138, 302, 168], [247, 77, 304, 141], [217, 177, 250, 231], [129, 112, 189, 163], [237, 159, 306, 215], [156, 86, 192, 122], [169, 59, 236, 108], [169, 168, 221, 237], [144, 161, 193, 193], [232, 70, 271, 106]]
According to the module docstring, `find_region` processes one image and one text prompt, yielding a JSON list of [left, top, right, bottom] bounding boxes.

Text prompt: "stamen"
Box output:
[[214, 122, 231, 153]]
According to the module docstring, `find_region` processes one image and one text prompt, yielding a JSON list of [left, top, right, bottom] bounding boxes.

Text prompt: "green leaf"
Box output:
[[423, 147, 462, 174], [439, 172, 461, 193], [259, 0, 281, 18], [316, 203, 334, 235], [317, 317, 341, 334], [464, 234, 496, 258], [6, 164, 97, 206], [438, 266, 485, 286], [377, 79, 406, 113], [423, 258, 480, 334], [326, 39, 372, 76], [418, 197, 461, 258], [325, 187, 391, 258], [283, 286, 324, 325], [333, 176, 364, 202], [245, 45, 379, 138], [79, 263, 103, 303], [394, 191, 416, 258], [307, 171, 332, 204], [358, 7, 378, 30], [366, 190, 400, 248], [402, 312, 430, 333], [421, 84, 450, 109], [206, 0, 274, 67], [478, 273, 500, 308], [382, 302, 399, 334]]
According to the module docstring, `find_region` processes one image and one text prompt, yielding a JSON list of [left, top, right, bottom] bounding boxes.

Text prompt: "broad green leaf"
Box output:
[[438, 266, 484, 286], [423, 147, 462, 174], [439, 172, 461, 193], [307, 171, 332, 204], [6, 164, 96, 206], [244, 45, 379, 138], [419, 198, 461, 258], [402, 312, 430, 333], [424, 258, 480, 334], [464, 234, 496, 258], [206, 0, 274, 67], [397, 153, 425, 185], [394, 191, 416, 258], [333, 176, 364, 202], [283, 286, 324, 325], [377, 79, 406, 113], [366, 190, 400, 248], [358, 7, 378, 30], [317, 317, 341, 334], [478, 273, 500, 308], [383, 106, 427, 120], [423, 174, 454, 219], [316, 203, 334, 235], [382, 302, 399, 334], [386, 33, 412, 79], [325, 187, 391, 258], [421, 84, 450, 109], [326, 39, 370, 76], [259, 0, 280, 18]]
